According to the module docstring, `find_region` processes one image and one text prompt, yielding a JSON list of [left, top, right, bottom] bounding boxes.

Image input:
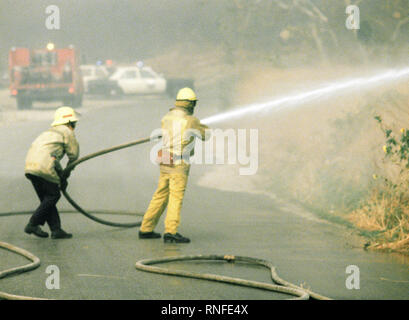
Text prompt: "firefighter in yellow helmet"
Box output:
[[24, 106, 80, 239], [139, 88, 210, 243]]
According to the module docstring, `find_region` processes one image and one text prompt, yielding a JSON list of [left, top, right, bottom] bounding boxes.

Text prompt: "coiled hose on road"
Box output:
[[135, 254, 332, 300], [0, 241, 44, 300], [0, 137, 332, 300]]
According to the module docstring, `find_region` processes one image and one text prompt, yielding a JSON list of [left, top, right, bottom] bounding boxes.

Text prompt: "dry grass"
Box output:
[[348, 180, 409, 253], [347, 119, 409, 254]]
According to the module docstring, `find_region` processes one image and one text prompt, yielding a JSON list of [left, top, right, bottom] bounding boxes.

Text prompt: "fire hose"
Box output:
[[61, 136, 152, 228], [0, 241, 44, 300], [0, 136, 332, 300]]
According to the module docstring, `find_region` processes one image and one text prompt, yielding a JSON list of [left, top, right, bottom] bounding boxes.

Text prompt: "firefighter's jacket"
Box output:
[[159, 107, 209, 175], [25, 125, 79, 184]]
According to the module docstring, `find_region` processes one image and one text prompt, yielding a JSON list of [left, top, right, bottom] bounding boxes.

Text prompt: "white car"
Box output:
[[80, 65, 110, 93], [87, 65, 194, 98], [109, 66, 167, 95]]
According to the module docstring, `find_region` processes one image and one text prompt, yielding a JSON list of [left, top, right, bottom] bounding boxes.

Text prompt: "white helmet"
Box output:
[[51, 106, 79, 126]]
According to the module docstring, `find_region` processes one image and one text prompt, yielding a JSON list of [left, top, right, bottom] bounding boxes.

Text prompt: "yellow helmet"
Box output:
[[51, 106, 79, 126], [176, 87, 197, 101]]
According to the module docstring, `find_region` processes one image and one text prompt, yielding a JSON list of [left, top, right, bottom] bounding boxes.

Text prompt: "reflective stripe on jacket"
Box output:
[[24, 125, 79, 184]]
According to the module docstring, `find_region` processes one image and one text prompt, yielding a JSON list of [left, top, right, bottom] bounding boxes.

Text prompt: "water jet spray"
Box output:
[[202, 67, 409, 125]]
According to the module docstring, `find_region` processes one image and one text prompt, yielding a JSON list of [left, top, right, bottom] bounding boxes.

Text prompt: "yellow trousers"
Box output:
[[140, 169, 188, 234]]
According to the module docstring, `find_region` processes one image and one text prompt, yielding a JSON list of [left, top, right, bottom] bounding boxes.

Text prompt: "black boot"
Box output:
[[139, 231, 161, 239], [163, 233, 190, 243], [24, 223, 49, 238], [51, 229, 73, 239]]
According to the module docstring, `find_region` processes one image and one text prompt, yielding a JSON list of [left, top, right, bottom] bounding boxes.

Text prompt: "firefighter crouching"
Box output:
[[139, 87, 210, 243], [24, 106, 80, 239]]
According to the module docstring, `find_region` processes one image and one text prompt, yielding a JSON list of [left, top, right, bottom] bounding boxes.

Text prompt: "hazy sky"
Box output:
[[0, 0, 222, 68], [1, 0, 408, 71]]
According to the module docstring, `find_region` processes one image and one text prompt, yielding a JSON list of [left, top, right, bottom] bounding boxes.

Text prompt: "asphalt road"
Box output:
[[0, 94, 408, 300]]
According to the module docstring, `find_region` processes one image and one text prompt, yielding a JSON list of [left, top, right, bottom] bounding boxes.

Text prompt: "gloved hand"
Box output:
[[52, 155, 72, 180], [60, 169, 71, 180], [54, 160, 63, 175], [52, 156, 64, 178], [60, 179, 68, 192]]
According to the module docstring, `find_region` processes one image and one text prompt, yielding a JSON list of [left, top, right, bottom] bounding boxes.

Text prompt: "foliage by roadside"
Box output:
[[347, 116, 409, 254]]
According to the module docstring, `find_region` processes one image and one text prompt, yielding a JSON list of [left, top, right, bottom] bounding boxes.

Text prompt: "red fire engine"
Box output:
[[9, 44, 83, 109]]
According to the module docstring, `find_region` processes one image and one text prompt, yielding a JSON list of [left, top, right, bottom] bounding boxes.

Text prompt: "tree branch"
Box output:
[[392, 15, 409, 41]]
